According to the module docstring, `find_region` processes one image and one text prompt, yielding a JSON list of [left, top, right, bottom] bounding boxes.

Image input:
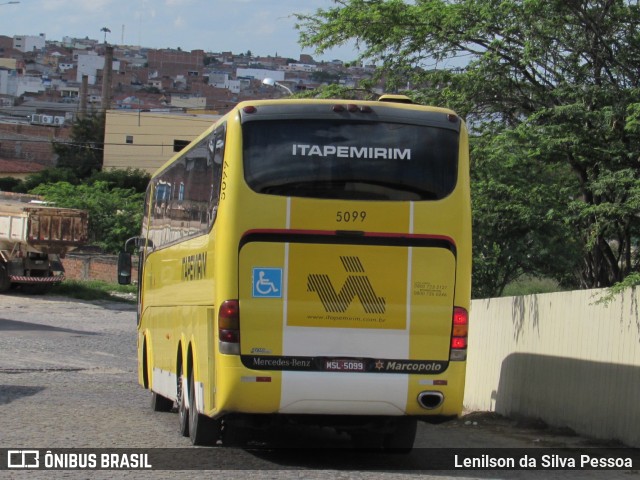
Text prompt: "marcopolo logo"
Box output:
[[307, 256, 386, 314]]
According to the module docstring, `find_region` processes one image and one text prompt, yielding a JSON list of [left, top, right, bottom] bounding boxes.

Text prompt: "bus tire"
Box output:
[[188, 369, 220, 446], [151, 391, 173, 412], [178, 363, 189, 437], [0, 264, 10, 293], [351, 431, 383, 449], [382, 417, 417, 453]]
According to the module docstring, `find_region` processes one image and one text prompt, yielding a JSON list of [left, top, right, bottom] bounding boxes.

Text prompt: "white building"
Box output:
[[13, 34, 46, 53], [236, 68, 284, 82], [228, 79, 242, 94], [283, 63, 318, 73], [0, 69, 46, 97], [171, 95, 206, 110], [148, 79, 163, 90], [64, 37, 95, 51], [0, 69, 17, 96], [16, 75, 46, 97], [76, 52, 120, 85], [207, 72, 229, 89]]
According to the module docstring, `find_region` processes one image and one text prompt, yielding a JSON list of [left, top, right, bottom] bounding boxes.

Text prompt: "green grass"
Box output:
[[50, 279, 137, 303]]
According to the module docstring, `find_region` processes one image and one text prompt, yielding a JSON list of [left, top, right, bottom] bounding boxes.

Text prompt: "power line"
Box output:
[[1, 131, 213, 148]]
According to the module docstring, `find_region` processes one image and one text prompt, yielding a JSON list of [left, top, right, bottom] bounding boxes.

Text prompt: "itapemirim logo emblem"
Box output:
[[307, 256, 386, 314]]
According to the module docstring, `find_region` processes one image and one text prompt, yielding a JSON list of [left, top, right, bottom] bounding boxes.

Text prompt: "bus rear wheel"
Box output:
[[382, 417, 417, 453]]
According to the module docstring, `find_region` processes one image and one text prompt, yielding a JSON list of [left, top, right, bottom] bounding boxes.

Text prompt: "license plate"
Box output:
[[324, 359, 366, 372]]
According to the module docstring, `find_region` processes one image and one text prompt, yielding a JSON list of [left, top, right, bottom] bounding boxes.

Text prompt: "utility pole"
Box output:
[[101, 46, 113, 112], [79, 74, 88, 119]]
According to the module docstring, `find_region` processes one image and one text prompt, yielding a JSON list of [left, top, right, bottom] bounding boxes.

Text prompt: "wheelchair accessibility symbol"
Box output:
[[252, 268, 282, 298]]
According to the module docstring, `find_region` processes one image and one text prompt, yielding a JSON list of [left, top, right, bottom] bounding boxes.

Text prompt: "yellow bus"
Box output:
[[118, 95, 471, 450]]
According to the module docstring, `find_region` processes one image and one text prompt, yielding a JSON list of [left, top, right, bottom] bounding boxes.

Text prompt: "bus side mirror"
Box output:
[[117, 250, 132, 285]]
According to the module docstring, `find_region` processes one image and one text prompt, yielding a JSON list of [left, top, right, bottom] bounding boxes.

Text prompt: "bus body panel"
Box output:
[[236, 238, 457, 416]]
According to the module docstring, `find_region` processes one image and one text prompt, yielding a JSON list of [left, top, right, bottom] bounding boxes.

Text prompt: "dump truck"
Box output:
[[0, 192, 88, 294]]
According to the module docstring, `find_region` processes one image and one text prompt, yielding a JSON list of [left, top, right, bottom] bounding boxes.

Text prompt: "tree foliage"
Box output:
[[53, 113, 105, 179], [0, 176, 22, 192], [471, 122, 581, 297], [295, 83, 378, 100], [30, 181, 144, 254], [9, 167, 81, 193], [6, 167, 150, 195], [296, 0, 640, 296], [87, 168, 151, 193]]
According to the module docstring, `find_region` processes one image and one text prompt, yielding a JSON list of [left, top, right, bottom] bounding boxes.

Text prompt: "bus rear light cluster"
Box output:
[[450, 307, 468, 361], [219, 299, 240, 354]]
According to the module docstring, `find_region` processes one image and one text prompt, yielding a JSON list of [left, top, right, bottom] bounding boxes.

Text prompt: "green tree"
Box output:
[[471, 123, 581, 297], [296, 0, 640, 295], [53, 113, 105, 179], [0, 177, 22, 192], [295, 84, 377, 100], [30, 181, 144, 254], [10, 167, 80, 193], [87, 168, 150, 193]]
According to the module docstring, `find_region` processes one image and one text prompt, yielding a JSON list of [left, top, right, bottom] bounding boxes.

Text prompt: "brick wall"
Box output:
[[62, 253, 138, 284], [0, 140, 55, 164], [0, 123, 71, 138], [0, 123, 71, 166]]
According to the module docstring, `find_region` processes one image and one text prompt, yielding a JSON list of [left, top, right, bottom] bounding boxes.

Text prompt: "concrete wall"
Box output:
[[466, 288, 640, 447]]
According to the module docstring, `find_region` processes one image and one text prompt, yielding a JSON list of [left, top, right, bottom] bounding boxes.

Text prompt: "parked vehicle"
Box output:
[[118, 95, 471, 450], [0, 193, 88, 294]]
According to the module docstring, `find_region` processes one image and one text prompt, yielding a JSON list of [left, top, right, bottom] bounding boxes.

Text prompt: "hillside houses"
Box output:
[[0, 32, 375, 178], [0, 33, 374, 116]]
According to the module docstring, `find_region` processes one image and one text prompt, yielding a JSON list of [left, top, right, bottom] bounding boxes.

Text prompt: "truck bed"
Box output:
[[0, 199, 88, 254]]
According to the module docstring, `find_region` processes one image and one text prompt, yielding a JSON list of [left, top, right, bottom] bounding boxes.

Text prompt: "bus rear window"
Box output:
[[243, 120, 458, 201]]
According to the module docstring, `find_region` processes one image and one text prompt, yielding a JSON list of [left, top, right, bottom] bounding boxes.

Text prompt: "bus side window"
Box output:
[[209, 124, 226, 226]]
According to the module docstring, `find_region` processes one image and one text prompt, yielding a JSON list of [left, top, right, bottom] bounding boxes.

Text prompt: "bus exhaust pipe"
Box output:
[[418, 391, 444, 410]]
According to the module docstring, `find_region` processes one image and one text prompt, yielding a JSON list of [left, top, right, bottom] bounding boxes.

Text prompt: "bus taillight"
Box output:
[[219, 299, 240, 354], [450, 307, 468, 361]]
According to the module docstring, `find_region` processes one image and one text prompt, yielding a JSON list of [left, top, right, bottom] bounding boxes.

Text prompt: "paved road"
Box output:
[[0, 293, 637, 479]]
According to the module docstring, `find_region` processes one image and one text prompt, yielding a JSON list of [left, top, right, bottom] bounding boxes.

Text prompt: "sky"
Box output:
[[0, 0, 359, 62]]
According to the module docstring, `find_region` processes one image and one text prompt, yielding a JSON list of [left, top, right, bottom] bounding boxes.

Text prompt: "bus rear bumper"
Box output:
[[213, 356, 466, 419]]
